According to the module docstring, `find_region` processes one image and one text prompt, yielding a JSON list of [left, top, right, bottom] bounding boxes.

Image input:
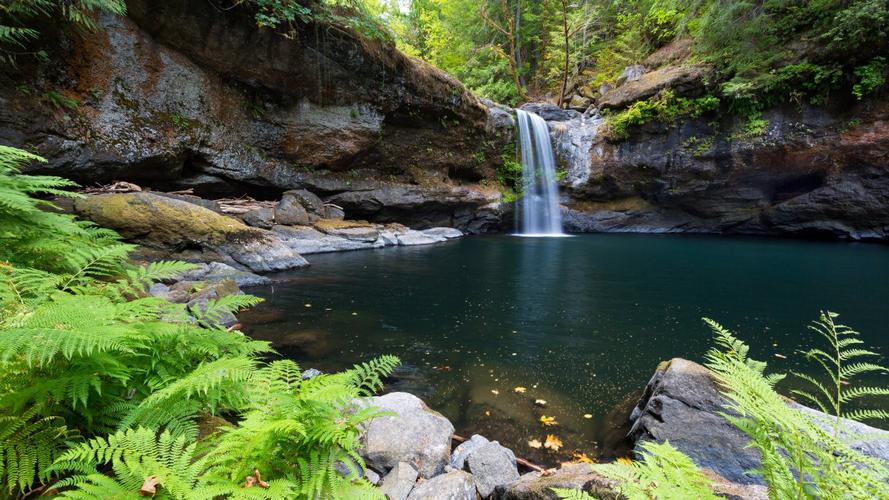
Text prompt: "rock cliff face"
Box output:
[[0, 0, 505, 231], [539, 94, 889, 241]]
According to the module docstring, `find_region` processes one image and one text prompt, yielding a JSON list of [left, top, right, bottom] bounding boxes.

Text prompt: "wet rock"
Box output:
[[175, 262, 270, 287], [300, 368, 322, 380], [273, 225, 379, 254], [493, 463, 619, 500], [450, 434, 490, 470], [629, 358, 889, 486], [200, 262, 271, 287], [482, 98, 516, 131], [360, 392, 455, 478], [519, 103, 580, 122], [380, 462, 419, 500], [274, 195, 311, 226], [466, 441, 520, 498], [406, 470, 477, 500], [397, 230, 444, 246], [423, 227, 464, 240], [242, 207, 276, 229]]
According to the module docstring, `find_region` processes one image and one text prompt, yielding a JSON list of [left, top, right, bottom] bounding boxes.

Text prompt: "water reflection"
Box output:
[[240, 234, 889, 465]]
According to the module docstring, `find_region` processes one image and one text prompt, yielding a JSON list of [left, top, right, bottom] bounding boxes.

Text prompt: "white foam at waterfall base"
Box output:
[[514, 109, 565, 236]]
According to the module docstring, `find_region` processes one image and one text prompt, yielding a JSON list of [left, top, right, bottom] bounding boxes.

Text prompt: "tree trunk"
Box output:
[[558, 0, 570, 108]]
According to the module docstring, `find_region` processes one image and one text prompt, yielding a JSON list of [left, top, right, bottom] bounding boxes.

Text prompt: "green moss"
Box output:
[[606, 91, 720, 140], [731, 112, 769, 140], [74, 193, 254, 247]]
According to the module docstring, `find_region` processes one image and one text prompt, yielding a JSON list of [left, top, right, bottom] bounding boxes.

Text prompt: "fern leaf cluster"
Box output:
[[0, 145, 400, 499]]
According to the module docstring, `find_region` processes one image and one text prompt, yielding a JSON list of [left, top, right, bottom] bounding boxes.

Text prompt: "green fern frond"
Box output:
[[552, 487, 598, 499]]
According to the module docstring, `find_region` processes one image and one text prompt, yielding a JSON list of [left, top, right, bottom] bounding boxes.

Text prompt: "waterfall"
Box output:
[[515, 109, 564, 236]]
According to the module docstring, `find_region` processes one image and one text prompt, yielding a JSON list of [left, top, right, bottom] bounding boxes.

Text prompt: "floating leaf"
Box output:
[[528, 439, 542, 449], [539, 415, 558, 426], [544, 434, 563, 451], [583, 414, 593, 419], [491, 389, 500, 395], [535, 399, 547, 406], [514, 386, 527, 393], [617, 457, 633, 465], [571, 452, 594, 464]]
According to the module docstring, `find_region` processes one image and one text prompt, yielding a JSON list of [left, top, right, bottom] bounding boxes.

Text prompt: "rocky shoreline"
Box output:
[[68, 185, 466, 276], [342, 358, 889, 500]]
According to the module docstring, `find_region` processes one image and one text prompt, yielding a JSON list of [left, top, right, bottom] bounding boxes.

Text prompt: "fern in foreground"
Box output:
[[556, 314, 889, 499], [791, 311, 889, 427], [0, 145, 399, 498]]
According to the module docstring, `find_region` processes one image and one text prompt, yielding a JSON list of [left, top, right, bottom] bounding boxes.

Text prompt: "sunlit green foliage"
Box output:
[[555, 313, 889, 499], [0, 145, 399, 498], [606, 91, 719, 139]]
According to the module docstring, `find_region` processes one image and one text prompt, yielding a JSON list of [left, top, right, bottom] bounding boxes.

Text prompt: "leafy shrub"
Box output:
[[606, 91, 720, 139], [853, 57, 887, 100], [0, 144, 399, 498]]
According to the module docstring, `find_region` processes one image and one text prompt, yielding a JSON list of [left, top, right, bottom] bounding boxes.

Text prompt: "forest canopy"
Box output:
[[289, 0, 889, 109]]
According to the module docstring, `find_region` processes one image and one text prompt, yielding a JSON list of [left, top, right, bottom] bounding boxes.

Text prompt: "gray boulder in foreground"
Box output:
[[360, 392, 455, 478], [380, 461, 419, 500], [450, 434, 490, 470], [406, 470, 478, 500], [628, 357, 889, 486], [466, 441, 520, 498]]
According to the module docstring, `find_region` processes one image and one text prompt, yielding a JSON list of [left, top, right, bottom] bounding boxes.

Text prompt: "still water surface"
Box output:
[[240, 234, 889, 463]]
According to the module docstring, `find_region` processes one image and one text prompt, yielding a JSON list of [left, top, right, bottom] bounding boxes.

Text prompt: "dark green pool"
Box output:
[[239, 234, 889, 464]]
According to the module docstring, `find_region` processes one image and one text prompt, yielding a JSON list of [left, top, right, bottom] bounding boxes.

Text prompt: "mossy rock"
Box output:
[[75, 192, 258, 248], [75, 192, 308, 272]]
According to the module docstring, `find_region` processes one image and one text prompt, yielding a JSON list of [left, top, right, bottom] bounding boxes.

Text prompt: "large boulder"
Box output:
[[598, 64, 711, 109], [74, 192, 307, 272], [406, 470, 478, 500], [466, 441, 520, 498], [629, 358, 889, 486], [360, 392, 455, 478], [493, 463, 619, 500]]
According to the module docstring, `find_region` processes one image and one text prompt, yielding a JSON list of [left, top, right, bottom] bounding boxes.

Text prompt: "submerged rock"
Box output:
[[177, 262, 270, 287], [406, 470, 478, 500], [380, 462, 419, 500], [360, 392, 455, 478]]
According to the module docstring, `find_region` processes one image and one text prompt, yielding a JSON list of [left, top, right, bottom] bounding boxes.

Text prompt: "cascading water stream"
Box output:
[[515, 109, 564, 236]]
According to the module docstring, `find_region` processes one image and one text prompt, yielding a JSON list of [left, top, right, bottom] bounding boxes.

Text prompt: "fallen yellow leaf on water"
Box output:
[[571, 452, 594, 464], [528, 439, 542, 449], [583, 414, 593, 419], [535, 399, 547, 406], [617, 457, 634, 465], [539, 415, 558, 426], [485, 410, 491, 416], [513, 386, 527, 393], [491, 389, 500, 395], [544, 434, 563, 451]]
